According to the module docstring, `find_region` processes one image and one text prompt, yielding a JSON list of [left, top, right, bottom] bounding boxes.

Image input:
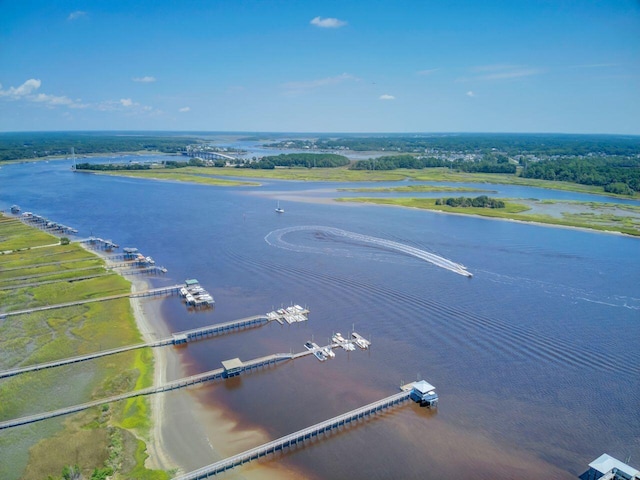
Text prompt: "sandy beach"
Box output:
[[89, 246, 307, 478]]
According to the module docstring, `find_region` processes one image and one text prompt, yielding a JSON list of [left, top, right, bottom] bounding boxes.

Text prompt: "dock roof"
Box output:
[[221, 358, 244, 372], [412, 380, 436, 394], [589, 454, 639, 476], [185, 279, 200, 286]]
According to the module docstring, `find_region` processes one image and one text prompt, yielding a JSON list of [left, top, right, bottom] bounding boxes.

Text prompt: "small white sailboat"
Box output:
[[275, 201, 284, 213]]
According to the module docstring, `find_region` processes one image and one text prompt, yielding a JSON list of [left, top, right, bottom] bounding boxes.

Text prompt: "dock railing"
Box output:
[[175, 390, 412, 479]]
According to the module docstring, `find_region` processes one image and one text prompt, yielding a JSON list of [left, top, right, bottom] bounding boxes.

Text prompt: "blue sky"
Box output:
[[1, 0, 639, 133]]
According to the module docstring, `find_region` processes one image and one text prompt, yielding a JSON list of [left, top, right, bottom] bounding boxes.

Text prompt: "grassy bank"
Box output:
[[93, 169, 259, 186], [338, 185, 495, 193], [0, 216, 168, 480], [337, 197, 640, 236], [95, 165, 639, 200]]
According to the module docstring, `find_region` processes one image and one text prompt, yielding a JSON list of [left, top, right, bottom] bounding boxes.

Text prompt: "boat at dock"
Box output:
[[352, 332, 371, 349], [313, 350, 327, 361]]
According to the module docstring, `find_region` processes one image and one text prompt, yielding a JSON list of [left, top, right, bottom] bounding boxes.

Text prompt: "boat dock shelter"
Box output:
[[585, 454, 639, 480], [222, 358, 244, 377]]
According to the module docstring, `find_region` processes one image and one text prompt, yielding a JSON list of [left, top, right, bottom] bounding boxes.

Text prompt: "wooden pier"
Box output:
[[0, 284, 183, 318], [174, 390, 413, 479], [0, 311, 305, 379], [0, 352, 293, 430]]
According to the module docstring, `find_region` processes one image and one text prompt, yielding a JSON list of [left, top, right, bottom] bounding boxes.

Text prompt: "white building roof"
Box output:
[[413, 380, 436, 394], [589, 454, 639, 476], [222, 358, 244, 371]]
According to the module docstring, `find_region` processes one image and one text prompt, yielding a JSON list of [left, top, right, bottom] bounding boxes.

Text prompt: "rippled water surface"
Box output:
[[1, 157, 638, 479]]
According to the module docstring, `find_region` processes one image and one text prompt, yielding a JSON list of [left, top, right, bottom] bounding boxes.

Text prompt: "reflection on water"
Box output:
[[1, 157, 639, 479]]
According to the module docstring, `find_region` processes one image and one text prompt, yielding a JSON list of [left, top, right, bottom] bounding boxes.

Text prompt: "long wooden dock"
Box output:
[[0, 284, 182, 318], [0, 312, 302, 379], [0, 352, 293, 430], [174, 390, 413, 479]]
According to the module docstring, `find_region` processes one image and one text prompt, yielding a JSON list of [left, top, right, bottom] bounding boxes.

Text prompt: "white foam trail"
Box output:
[[265, 226, 472, 277]]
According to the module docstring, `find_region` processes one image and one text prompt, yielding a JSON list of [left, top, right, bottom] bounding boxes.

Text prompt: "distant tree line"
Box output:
[[520, 156, 640, 194], [266, 134, 640, 156], [435, 195, 506, 208], [350, 154, 516, 174], [75, 162, 151, 171], [0, 132, 199, 162], [237, 153, 349, 169], [75, 158, 205, 171]]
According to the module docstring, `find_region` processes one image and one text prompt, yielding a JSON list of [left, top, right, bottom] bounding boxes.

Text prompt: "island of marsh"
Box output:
[[337, 197, 640, 236], [0, 216, 167, 480]]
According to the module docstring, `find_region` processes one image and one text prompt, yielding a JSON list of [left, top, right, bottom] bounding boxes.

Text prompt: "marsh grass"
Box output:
[[0, 214, 168, 480], [0, 217, 58, 251], [100, 169, 258, 186], [340, 197, 640, 236], [99, 165, 640, 199]]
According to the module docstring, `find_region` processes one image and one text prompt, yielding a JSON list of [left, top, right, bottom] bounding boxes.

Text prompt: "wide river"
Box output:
[[1, 154, 638, 479]]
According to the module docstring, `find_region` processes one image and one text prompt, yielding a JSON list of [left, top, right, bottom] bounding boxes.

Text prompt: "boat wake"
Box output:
[[265, 226, 472, 277]]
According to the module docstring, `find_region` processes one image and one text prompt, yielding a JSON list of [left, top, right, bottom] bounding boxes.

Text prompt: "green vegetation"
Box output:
[[75, 157, 206, 171], [0, 216, 59, 251], [435, 195, 505, 208], [521, 156, 640, 195], [351, 153, 516, 173], [266, 133, 640, 156], [337, 197, 640, 236], [96, 168, 259, 186], [248, 153, 350, 169], [0, 132, 199, 162], [0, 214, 168, 480], [338, 185, 493, 193]]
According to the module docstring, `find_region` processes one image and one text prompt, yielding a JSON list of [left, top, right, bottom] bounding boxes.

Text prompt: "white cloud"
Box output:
[[0, 78, 160, 115], [457, 65, 543, 83], [379, 94, 395, 100], [132, 76, 156, 83], [283, 73, 357, 91], [179, 107, 190, 112], [310, 16, 347, 28], [481, 68, 542, 80], [0, 78, 42, 97], [417, 68, 440, 76], [466, 91, 475, 97], [31, 93, 75, 106], [68, 11, 87, 21]]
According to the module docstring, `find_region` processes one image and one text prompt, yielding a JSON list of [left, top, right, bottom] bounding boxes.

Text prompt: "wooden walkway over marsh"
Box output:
[[0, 312, 298, 379], [0, 352, 294, 430], [0, 284, 183, 318]]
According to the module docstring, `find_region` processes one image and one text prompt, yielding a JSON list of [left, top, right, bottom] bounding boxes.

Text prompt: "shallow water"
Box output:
[[1, 156, 639, 479]]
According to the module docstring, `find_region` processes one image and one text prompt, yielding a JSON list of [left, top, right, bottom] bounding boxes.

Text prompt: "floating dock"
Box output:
[[179, 279, 215, 307], [306, 330, 369, 361]]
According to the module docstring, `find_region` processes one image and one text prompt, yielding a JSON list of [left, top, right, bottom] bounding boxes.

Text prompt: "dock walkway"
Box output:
[[0, 312, 303, 379], [0, 284, 182, 318], [0, 352, 293, 430], [175, 390, 412, 479]]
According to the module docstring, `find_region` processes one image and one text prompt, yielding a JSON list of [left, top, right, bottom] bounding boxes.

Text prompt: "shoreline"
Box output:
[[84, 242, 304, 478], [334, 198, 639, 238], [78, 242, 179, 472]]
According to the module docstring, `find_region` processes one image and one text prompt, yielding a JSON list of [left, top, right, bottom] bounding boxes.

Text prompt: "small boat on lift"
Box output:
[[275, 201, 284, 213]]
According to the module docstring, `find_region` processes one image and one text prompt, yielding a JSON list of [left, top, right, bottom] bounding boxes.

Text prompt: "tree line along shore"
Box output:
[[0, 215, 168, 480]]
